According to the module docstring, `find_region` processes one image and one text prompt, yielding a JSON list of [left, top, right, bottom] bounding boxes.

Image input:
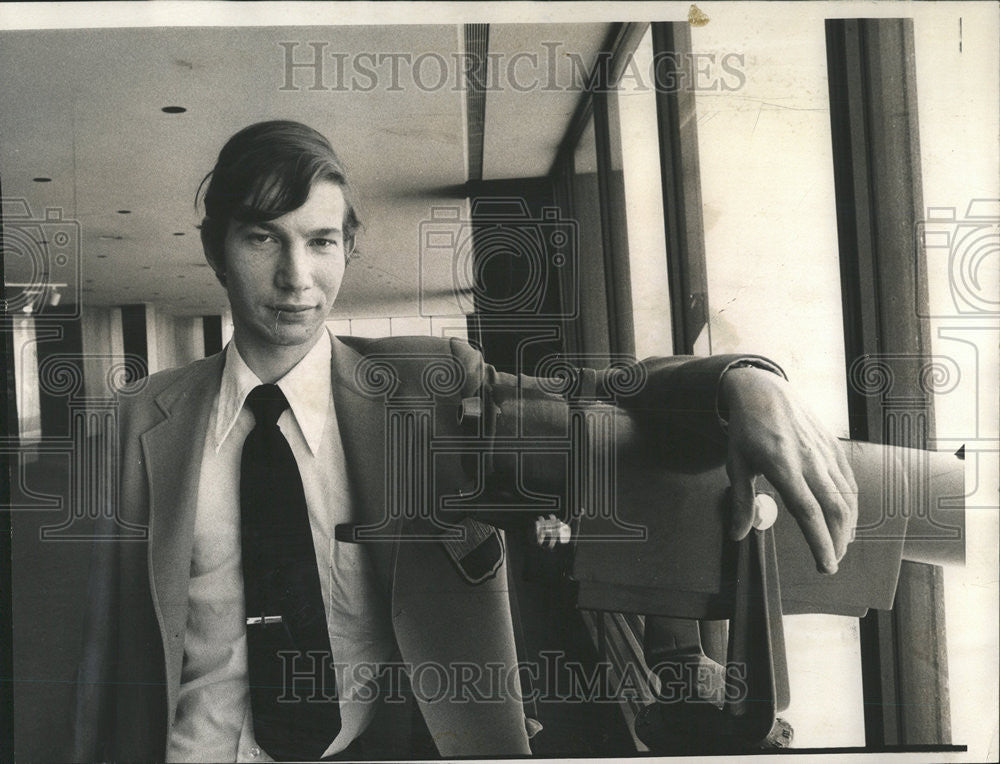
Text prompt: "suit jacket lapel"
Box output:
[[140, 353, 224, 721], [330, 335, 398, 598], [140, 338, 397, 722]]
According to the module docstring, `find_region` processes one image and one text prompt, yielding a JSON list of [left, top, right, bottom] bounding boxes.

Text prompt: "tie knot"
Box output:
[[245, 384, 289, 428]]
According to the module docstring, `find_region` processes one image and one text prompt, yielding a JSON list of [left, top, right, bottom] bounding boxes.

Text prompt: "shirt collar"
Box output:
[[214, 329, 333, 455]]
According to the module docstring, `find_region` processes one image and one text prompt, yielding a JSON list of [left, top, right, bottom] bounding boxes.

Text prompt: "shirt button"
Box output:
[[248, 745, 261, 758]]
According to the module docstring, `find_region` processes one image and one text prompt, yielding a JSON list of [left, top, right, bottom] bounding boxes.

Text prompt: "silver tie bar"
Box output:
[[246, 615, 283, 626]]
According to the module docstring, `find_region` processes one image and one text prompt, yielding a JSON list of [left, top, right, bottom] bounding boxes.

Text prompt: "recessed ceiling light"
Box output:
[[33, 177, 52, 183], [161, 106, 187, 114]]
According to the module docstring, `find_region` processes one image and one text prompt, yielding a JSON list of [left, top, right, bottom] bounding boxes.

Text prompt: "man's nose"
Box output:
[[275, 241, 311, 291]]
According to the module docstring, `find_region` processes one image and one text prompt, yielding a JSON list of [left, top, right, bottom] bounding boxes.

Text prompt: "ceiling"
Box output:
[[0, 23, 608, 319]]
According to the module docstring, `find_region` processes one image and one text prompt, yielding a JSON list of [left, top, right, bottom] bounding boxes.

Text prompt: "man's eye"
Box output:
[[312, 238, 341, 249], [247, 232, 274, 245]]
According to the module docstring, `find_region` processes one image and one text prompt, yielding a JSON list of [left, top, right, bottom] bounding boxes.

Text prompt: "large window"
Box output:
[[608, 27, 673, 359], [547, 11, 992, 755], [570, 115, 611, 365]]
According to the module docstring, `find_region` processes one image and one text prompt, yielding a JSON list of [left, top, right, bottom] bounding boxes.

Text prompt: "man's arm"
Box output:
[[464, 343, 858, 574]]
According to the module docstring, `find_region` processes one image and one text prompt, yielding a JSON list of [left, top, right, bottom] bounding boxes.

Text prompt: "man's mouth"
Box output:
[[271, 304, 313, 313]]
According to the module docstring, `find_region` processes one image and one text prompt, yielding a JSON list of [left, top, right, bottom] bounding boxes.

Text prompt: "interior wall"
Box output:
[[147, 304, 205, 374], [80, 305, 125, 401], [174, 315, 206, 368], [326, 315, 468, 341]]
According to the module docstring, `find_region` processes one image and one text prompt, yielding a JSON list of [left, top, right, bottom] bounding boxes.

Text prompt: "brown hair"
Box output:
[[198, 120, 361, 264]]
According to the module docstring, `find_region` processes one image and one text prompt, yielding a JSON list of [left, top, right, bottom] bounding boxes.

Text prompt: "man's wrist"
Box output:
[[717, 360, 785, 431]]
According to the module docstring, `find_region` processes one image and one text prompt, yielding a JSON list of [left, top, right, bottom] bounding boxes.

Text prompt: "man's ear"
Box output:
[[200, 224, 227, 287]]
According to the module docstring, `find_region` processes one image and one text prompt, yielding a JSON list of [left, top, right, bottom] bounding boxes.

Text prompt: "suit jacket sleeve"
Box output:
[[446, 339, 785, 527], [480, 347, 784, 452]]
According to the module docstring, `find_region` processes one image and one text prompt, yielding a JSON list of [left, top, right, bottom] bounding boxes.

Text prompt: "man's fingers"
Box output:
[[831, 467, 858, 536], [726, 451, 756, 541], [535, 515, 571, 548], [829, 441, 860, 536], [809, 439, 858, 560], [555, 520, 571, 545], [822, 438, 858, 508], [535, 517, 549, 547], [769, 469, 839, 574], [807, 466, 855, 562], [831, 438, 859, 495], [825, 460, 858, 549]]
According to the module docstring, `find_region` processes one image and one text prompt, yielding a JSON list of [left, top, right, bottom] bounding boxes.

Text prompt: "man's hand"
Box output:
[[535, 514, 572, 549], [720, 367, 858, 574]]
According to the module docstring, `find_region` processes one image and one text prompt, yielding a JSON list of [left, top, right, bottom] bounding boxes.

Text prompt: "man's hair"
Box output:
[[198, 120, 361, 261]]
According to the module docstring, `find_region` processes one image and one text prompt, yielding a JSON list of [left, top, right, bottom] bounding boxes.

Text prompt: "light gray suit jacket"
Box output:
[[72, 334, 758, 761]]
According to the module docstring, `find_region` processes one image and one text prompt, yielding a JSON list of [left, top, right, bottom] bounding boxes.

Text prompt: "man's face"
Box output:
[[213, 180, 348, 357]]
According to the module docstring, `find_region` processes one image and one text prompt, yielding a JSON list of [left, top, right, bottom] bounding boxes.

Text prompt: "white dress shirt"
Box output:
[[166, 329, 396, 762]]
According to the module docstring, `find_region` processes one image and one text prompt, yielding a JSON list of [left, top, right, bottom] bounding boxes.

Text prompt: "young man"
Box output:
[[73, 120, 856, 762]]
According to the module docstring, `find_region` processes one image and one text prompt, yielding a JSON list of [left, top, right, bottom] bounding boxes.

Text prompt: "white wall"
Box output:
[[913, 6, 1000, 759], [79, 305, 126, 438], [174, 315, 206, 367], [80, 305, 125, 400], [326, 314, 468, 341], [146, 304, 205, 374]]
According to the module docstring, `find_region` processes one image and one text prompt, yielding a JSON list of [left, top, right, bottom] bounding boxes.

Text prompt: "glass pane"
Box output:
[[689, 12, 861, 748], [612, 27, 673, 359], [571, 114, 611, 364]]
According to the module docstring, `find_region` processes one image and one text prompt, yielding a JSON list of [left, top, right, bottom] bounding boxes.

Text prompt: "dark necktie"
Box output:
[[240, 384, 340, 761]]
